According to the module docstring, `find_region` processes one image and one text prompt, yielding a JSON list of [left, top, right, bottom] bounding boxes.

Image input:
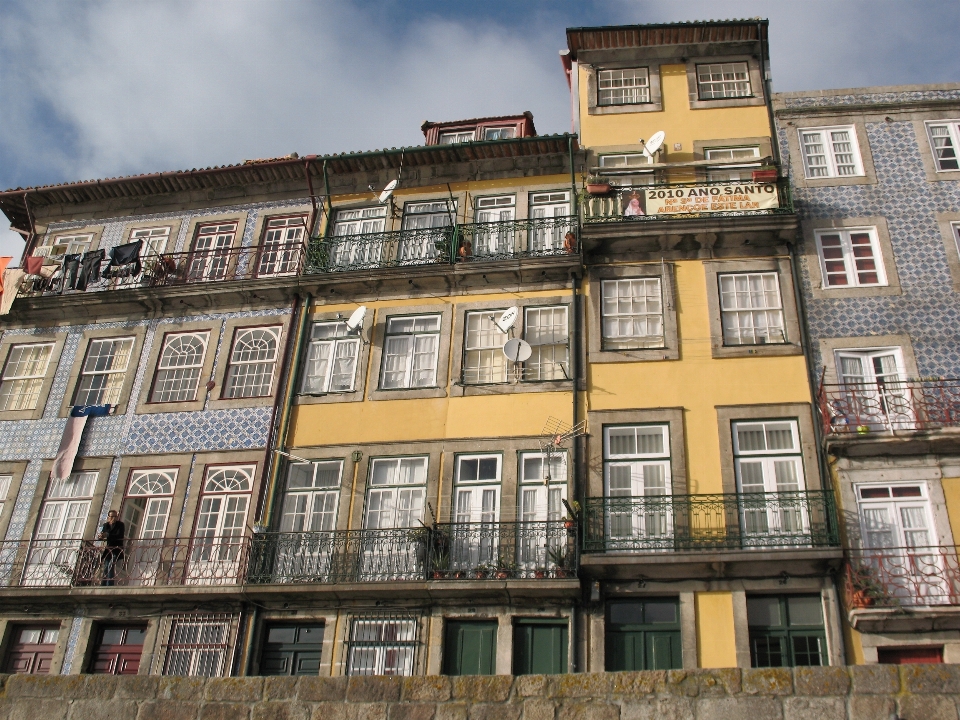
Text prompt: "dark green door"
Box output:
[[260, 624, 324, 676], [606, 599, 681, 671], [443, 620, 497, 675], [513, 620, 568, 675]]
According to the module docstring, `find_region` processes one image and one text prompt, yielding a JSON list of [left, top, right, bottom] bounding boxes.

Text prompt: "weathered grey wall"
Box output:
[[0, 666, 957, 720]]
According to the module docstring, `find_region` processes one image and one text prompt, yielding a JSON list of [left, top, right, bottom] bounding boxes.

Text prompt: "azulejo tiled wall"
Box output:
[[778, 89, 960, 379]]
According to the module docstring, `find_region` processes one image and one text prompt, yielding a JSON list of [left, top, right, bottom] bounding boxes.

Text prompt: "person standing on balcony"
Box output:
[[98, 510, 125, 586]]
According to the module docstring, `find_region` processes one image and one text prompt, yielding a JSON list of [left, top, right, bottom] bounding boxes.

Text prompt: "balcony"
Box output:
[[17, 242, 304, 298], [583, 491, 839, 553], [305, 216, 579, 274], [246, 522, 578, 585]]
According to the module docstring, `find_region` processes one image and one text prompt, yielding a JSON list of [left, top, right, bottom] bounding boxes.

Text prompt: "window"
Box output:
[[130, 227, 170, 256], [439, 131, 475, 145], [529, 192, 572, 252], [483, 127, 516, 140], [0, 474, 11, 519], [836, 348, 905, 388], [330, 206, 387, 268], [0, 343, 54, 411], [399, 201, 455, 263], [189, 466, 253, 583], [799, 126, 863, 178], [718, 273, 786, 345], [926, 121, 960, 171], [347, 614, 420, 676], [454, 454, 501, 524], [835, 348, 912, 430], [24, 472, 97, 586], [364, 457, 427, 530], [444, 621, 497, 676], [705, 147, 761, 182], [856, 484, 934, 549], [598, 68, 650, 105], [604, 425, 671, 545], [519, 452, 568, 573], [598, 154, 655, 186], [473, 196, 516, 256], [121, 469, 177, 540], [463, 311, 508, 385], [748, 596, 825, 667], [280, 460, 342, 532], [163, 614, 233, 677], [150, 332, 209, 403], [223, 326, 281, 399], [696, 62, 751, 99], [74, 337, 134, 406], [302, 322, 360, 394], [258, 215, 306, 276], [88, 625, 147, 675], [380, 315, 441, 390], [815, 228, 886, 287], [524, 306, 569, 381], [44, 233, 93, 257], [605, 599, 682, 671], [601, 279, 664, 350], [190, 222, 237, 280]]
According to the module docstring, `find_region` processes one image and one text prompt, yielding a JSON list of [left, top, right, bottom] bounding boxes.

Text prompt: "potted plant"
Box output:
[[585, 175, 612, 195], [431, 549, 449, 580], [849, 563, 887, 608], [474, 563, 492, 580], [494, 557, 518, 580], [547, 546, 574, 578]]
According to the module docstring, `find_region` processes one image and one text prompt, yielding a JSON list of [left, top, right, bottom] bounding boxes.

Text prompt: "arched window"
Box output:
[[122, 469, 177, 540], [224, 327, 281, 399], [151, 332, 209, 403], [203, 466, 253, 493]]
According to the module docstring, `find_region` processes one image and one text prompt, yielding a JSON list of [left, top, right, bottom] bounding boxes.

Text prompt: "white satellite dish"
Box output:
[[345, 306, 367, 332], [503, 338, 532, 363], [378, 179, 398, 204], [494, 307, 519, 334], [641, 130, 665, 158]]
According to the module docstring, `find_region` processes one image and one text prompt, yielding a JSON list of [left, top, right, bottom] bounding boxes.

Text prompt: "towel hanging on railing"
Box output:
[[103, 240, 142, 279]]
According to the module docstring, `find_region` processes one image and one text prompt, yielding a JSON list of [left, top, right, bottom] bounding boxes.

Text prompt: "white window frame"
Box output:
[[696, 62, 751, 99], [528, 192, 572, 252], [190, 222, 237, 281], [24, 472, 97, 586], [705, 146, 761, 182], [598, 68, 650, 105], [163, 615, 233, 677], [398, 201, 455, 263], [603, 425, 672, 544], [346, 617, 419, 676], [798, 126, 864, 179], [463, 310, 508, 385], [44, 233, 93, 257], [280, 460, 342, 533], [718, 272, 786, 346], [0, 474, 11, 520], [815, 227, 887, 288], [122, 469, 177, 540], [258, 215, 306, 277], [150, 331, 209, 403], [0, 342, 54, 412], [223, 326, 282, 399], [482, 127, 516, 141], [302, 322, 360, 394], [855, 483, 935, 549], [74, 337, 135, 407], [925, 120, 960, 172], [331, 206, 388, 267], [834, 347, 913, 430], [379, 315, 441, 390], [364, 457, 428, 530], [598, 153, 656, 187], [523, 305, 569, 381], [600, 278, 664, 350], [130, 227, 171, 257], [453, 454, 502, 524], [438, 131, 475, 145]]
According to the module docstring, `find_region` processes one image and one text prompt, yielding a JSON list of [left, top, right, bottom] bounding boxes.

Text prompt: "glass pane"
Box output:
[[747, 597, 781, 628], [787, 596, 823, 627], [645, 601, 678, 624]]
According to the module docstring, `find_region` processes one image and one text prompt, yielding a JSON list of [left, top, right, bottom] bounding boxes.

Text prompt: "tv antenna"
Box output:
[[344, 305, 367, 333], [639, 130, 665, 160], [537, 416, 587, 485]]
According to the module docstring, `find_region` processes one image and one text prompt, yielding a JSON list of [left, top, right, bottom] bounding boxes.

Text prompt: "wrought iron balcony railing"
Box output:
[[305, 216, 579, 274], [818, 379, 960, 436], [582, 491, 839, 553], [246, 522, 578, 584], [845, 546, 960, 609], [17, 242, 304, 298], [581, 179, 793, 224]]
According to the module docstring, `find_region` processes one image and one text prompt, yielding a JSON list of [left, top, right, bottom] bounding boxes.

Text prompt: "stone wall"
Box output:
[[0, 666, 957, 720]]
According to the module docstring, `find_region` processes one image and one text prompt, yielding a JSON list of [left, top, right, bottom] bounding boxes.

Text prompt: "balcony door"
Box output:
[[118, 469, 177, 586], [257, 215, 305, 277], [273, 461, 342, 582], [450, 455, 501, 572], [188, 466, 253, 585], [473, 195, 515, 256], [361, 457, 427, 580], [24, 472, 97, 586], [835, 348, 913, 430], [518, 452, 567, 574], [330, 207, 387, 268], [528, 192, 571, 252], [189, 222, 236, 281], [398, 201, 454, 264]]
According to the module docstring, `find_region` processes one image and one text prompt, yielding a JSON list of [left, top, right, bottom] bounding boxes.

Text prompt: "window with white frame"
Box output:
[[34, 472, 97, 541], [473, 196, 516, 256], [483, 127, 516, 140], [130, 227, 171, 256], [0, 475, 12, 519], [598, 153, 655, 186], [150, 331, 209, 403], [163, 614, 233, 677], [529, 192, 572, 252], [836, 348, 906, 388], [0, 342, 54, 411], [798, 127, 863, 178], [524, 306, 569, 381], [399, 201, 455, 263], [705, 147, 761, 182], [598, 68, 650, 105], [603, 425, 671, 542], [364, 457, 427, 530], [718, 273, 786, 345], [258, 215, 306, 276], [380, 315, 441, 390], [856, 484, 934, 549], [302, 322, 360, 394], [926, 121, 960, 171], [43, 233, 93, 257], [815, 228, 886, 287], [74, 337, 134, 406], [438, 131, 475, 145], [454, 455, 501, 524], [519, 452, 567, 522], [696, 62, 751, 99], [280, 460, 342, 532], [121, 469, 177, 540], [223, 326, 281, 399], [463, 311, 508, 384], [475, 195, 515, 223], [601, 278, 664, 349], [333, 206, 387, 237], [331, 206, 388, 268], [189, 222, 237, 281], [190, 466, 253, 579], [346, 615, 419, 676]]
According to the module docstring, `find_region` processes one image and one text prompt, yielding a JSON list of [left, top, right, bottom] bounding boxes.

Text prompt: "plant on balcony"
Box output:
[[493, 557, 518, 580], [474, 563, 493, 579], [849, 563, 888, 608], [430, 549, 449, 580], [585, 176, 613, 195], [547, 545, 574, 578]]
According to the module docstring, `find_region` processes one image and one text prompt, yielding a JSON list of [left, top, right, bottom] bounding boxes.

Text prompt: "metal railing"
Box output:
[[305, 216, 579, 274], [580, 179, 793, 224], [582, 491, 839, 553], [246, 522, 578, 584], [844, 546, 960, 609], [818, 379, 960, 436], [18, 242, 304, 298]]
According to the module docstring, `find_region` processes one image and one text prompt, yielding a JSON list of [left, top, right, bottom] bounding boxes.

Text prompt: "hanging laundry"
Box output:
[[103, 239, 143, 279], [0, 257, 16, 316], [52, 414, 87, 481], [61, 253, 81, 291], [75, 249, 105, 291], [23, 256, 43, 276]]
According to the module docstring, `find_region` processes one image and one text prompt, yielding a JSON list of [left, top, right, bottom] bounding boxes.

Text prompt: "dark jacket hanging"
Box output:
[[104, 240, 143, 279]]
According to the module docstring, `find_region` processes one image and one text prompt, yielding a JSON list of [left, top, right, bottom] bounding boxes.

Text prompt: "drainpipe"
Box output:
[[568, 136, 578, 217], [571, 270, 582, 673], [758, 20, 781, 167], [322, 160, 333, 238], [303, 157, 319, 235]]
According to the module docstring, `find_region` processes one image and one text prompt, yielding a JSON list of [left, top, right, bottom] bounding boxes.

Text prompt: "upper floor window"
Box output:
[[258, 215, 306, 277], [732, 420, 804, 495], [815, 228, 886, 287], [529, 192, 573, 252], [150, 331, 209, 403], [74, 337, 134, 406], [454, 454, 501, 524], [718, 272, 786, 346], [598, 68, 650, 106], [799, 126, 863, 178], [705, 147, 761, 182], [603, 425, 671, 499], [0, 474, 12, 519], [333, 207, 387, 237], [365, 457, 427, 530], [483, 127, 516, 140], [598, 153, 655, 186], [601, 278, 664, 350], [330, 207, 388, 268], [856, 483, 933, 548], [35, 233, 93, 259], [130, 227, 171, 256], [463, 311, 507, 385], [926, 121, 960, 171], [223, 327, 281, 399], [122, 469, 177, 540], [439, 131, 474, 145], [399, 201, 455, 264], [524, 306, 569, 381], [35, 472, 97, 541], [193, 222, 237, 252], [191, 222, 238, 281], [696, 62, 751, 99], [281, 460, 342, 532], [302, 322, 359, 394], [380, 315, 441, 390], [0, 342, 54, 411], [475, 195, 515, 223]]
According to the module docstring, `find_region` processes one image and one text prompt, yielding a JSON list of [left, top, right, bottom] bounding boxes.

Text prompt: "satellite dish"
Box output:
[[494, 307, 519, 334], [378, 179, 398, 204], [345, 306, 367, 332], [503, 338, 532, 363], [642, 130, 665, 158]]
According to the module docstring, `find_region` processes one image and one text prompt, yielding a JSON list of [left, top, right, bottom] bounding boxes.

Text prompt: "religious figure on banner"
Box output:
[[623, 191, 646, 217]]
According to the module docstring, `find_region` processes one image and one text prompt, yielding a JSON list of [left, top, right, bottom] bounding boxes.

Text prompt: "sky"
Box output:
[[0, 0, 958, 262]]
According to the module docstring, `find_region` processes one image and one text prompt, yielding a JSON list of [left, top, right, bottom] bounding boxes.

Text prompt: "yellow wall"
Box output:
[[695, 592, 738, 668], [578, 63, 771, 161]]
